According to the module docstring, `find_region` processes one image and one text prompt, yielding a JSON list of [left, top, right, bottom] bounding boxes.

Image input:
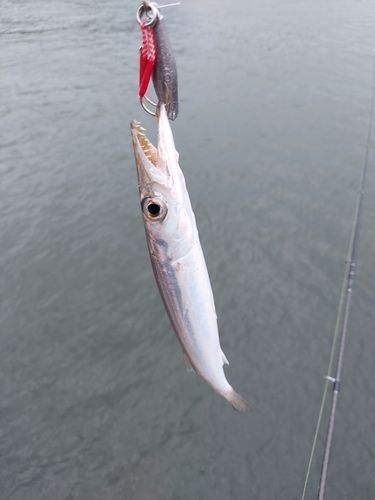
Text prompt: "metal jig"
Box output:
[[136, 1, 179, 120]]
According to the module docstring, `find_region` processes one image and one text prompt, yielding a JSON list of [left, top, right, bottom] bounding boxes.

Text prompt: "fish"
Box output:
[[130, 104, 250, 412]]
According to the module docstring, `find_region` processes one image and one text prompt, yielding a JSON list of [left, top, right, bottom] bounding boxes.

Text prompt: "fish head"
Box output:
[[131, 105, 194, 244]]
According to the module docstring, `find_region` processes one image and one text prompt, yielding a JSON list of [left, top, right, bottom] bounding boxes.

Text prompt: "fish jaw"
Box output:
[[155, 103, 180, 176], [130, 119, 166, 200], [130, 105, 182, 201]]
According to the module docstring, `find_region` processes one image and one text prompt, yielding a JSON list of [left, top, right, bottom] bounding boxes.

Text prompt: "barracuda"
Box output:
[[130, 104, 250, 412]]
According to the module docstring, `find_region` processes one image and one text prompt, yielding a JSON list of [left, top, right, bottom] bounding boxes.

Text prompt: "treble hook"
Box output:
[[141, 94, 158, 116], [137, 2, 160, 116]]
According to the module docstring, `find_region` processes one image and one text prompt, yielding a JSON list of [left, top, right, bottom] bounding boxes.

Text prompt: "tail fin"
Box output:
[[223, 388, 251, 412]]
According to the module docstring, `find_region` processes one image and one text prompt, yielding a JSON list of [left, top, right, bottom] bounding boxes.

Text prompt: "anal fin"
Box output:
[[221, 349, 229, 366]]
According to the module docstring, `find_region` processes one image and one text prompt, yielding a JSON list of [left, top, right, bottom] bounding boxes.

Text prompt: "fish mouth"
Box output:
[[131, 105, 175, 190], [131, 120, 157, 167], [131, 118, 169, 190]]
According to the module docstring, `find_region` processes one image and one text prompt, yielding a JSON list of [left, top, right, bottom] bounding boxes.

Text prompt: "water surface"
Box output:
[[1, 1, 375, 499]]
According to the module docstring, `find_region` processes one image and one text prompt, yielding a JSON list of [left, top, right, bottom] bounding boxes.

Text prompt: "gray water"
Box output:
[[1, 1, 375, 499]]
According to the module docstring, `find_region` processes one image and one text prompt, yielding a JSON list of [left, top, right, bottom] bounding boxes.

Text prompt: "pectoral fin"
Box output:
[[183, 353, 195, 373]]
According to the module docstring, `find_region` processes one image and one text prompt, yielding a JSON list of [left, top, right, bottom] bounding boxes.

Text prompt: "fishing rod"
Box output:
[[301, 49, 375, 500]]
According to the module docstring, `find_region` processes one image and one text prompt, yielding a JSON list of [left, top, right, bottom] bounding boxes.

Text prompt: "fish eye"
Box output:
[[141, 197, 168, 222], [147, 203, 160, 216]]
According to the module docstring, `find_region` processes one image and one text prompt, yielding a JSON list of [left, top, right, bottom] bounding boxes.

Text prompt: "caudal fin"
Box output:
[[223, 388, 251, 412]]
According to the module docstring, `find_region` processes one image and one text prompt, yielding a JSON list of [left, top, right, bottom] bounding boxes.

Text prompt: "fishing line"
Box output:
[[301, 48, 375, 500]]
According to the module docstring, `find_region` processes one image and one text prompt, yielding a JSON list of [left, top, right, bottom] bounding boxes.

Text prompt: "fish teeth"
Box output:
[[131, 120, 145, 135]]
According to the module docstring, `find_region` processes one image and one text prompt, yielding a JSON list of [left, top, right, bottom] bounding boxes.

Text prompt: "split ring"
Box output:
[[136, 2, 160, 27]]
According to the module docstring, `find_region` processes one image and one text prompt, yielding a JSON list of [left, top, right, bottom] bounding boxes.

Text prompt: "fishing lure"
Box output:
[[137, 1, 179, 120]]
